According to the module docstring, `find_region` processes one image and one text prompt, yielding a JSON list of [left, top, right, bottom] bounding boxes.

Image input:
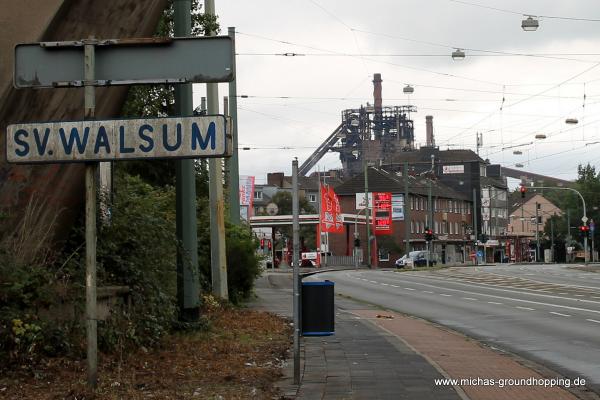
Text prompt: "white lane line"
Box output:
[[381, 283, 389, 286], [487, 301, 503, 305], [574, 294, 585, 297], [369, 281, 377, 284], [516, 306, 536, 311], [462, 297, 478, 301], [439, 294, 452, 297], [382, 277, 600, 315], [550, 312, 571, 317], [390, 285, 399, 288], [404, 287, 416, 291], [586, 319, 600, 324], [387, 273, 600, 306], [423, 290, 434, 293]]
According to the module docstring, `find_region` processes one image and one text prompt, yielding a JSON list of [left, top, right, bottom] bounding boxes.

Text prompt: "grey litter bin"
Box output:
[[301, 280, 334, 336]]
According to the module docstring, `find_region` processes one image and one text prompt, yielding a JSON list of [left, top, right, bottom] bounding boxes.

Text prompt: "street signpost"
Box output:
[[14, 37, 233, 88], [12, 34, 234, 388], [7, 116, 229, 163]]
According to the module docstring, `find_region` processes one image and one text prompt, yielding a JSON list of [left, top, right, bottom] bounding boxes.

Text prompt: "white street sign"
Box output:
[[6, 115, 229, 164], [582, 216, 589, 224]]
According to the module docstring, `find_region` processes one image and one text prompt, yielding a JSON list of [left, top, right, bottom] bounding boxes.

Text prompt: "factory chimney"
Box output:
[[425, 115, 435, 147], [373, 73, 382, 114]]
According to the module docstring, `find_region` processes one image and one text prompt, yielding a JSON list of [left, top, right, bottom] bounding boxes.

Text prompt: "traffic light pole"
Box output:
[[529, 186, 587, 265], [535, 202, 540, 262]]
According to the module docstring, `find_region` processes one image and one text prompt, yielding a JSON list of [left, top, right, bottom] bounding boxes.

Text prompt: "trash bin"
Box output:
[[301, 280, 334, 336]]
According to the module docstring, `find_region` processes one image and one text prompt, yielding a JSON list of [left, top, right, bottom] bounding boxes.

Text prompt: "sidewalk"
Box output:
[[249, 272, 461, 400], [249, 271, 595, 400]]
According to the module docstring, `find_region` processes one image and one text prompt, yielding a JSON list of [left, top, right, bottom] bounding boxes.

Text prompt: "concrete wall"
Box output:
[[0, 0, 168, 240]]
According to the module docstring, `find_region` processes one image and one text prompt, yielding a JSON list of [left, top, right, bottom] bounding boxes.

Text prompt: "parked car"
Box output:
[[396, 251, 436, 268], [395, 254, 409, 268]]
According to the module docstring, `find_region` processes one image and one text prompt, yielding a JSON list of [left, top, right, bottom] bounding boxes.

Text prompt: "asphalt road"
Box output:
[[311, 264, 600, 388]]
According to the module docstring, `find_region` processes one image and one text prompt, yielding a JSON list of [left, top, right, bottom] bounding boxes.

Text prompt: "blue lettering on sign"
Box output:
[[138, 124, 154, 152], [191, 121, 216, 150], [14, 129, 29, 157], [162, 123, 182, 151], [119, 126, 134, 153], [94, 126, 111, 154], [33, 128, 51, 156], [59, 127, 89, 155]]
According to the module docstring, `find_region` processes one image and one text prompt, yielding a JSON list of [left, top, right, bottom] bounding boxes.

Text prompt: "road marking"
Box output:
[[462, 297, 478, 301], [390, 285, 399, 288], [381, 283, 389, 286], [516, 306, 535, 311], [388, 273, 600, 306], [423, 291, 434, 293], [369, 281, 377, 284], [376, 276, 600, 315], [487, 301, 503, 305], [404, 287, 416, 291], [574, 294, 585, 297], [586, 319, 600, 324], [549, 312, 571, 317]]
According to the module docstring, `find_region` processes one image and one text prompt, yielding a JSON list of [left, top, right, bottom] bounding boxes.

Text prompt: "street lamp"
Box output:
[[521, 16, 539, 31], [403, 85, 414, 94], [452, 48, 465, 60]]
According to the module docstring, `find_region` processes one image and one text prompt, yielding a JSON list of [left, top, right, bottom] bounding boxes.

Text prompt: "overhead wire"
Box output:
[[447, 0, 600, 22]]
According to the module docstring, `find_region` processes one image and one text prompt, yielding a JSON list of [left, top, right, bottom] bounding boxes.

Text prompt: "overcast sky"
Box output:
[[192, 0, 600, 185]]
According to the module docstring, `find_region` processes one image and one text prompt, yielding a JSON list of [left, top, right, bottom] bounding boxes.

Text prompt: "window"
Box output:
[[308, 194, 317, 202], [378, 249, 390, 261], [411, 196, 414, 210], [254, 191, 263, 200], [435, 221, 439, 233], [411, 221, 414, 233], [421, 221, 425, 233], [449, 223, 453, 234], [455, 222, 459, 235]]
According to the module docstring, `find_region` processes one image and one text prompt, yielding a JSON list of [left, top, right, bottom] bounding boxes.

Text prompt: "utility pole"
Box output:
[[551, 217, 555, 263], [473, 188, 478, 266], [227, 26, 241, 226], [174, 0, 201, 319], [364, 160, 371, 268], [567, 209, 571, 263], [84, 39, 98, 389], [427, 179, 432, 267], [292, 158, 300, 385], [205, 0, 228, 299], [535, 202, 540, 262], [404, 162, 410, 255]]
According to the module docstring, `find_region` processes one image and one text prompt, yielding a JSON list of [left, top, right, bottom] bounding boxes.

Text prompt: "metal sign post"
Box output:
[[292, 158, 300, 385], [84, 40, 98, 389], [13, 33, 234, 388]]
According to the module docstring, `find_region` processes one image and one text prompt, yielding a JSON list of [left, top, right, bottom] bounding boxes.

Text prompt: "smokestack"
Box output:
[[373, 73, 382, 113], [426, 115, 435, 147]]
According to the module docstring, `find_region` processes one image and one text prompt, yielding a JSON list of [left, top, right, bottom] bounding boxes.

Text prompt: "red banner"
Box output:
[[373, 192, 392, 235], [320, 184, 344, 233]]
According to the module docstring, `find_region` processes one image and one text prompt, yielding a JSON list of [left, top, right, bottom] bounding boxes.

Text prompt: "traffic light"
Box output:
[[260, 239, 265, 249], [579, 225, 590, 239], [267, 240, 272, 250], [425, 228, 433, 242], [479, 234, 488, 243], [354, 238, 361, 247], [520, 185, 526, 198]]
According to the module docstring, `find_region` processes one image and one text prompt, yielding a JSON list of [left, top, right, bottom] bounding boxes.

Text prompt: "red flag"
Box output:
[[320, 184, 335, 232], [329, 186, 345, 233]]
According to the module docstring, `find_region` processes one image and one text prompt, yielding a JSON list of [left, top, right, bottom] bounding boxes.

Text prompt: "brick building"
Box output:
[[329, 167, 475, 267]]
